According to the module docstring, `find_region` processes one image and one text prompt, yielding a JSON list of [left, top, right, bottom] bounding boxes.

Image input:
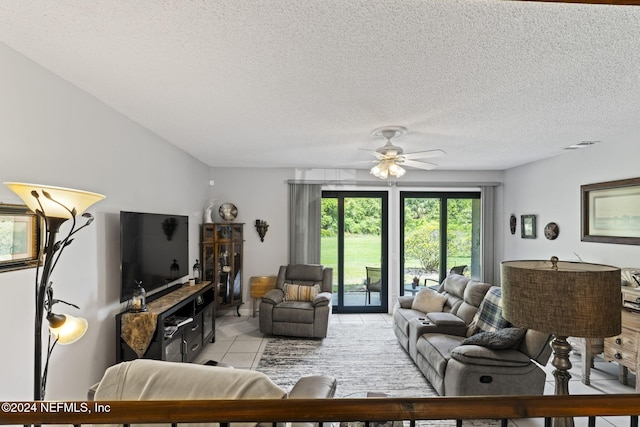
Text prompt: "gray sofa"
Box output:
[[259, 264, 333, 338], [393, 274, 552, 396]]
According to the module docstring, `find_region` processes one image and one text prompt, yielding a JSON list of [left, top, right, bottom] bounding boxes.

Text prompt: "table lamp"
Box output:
[[501, 257, 621, 427]]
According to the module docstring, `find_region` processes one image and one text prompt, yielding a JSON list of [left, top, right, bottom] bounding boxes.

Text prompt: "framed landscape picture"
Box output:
[[0, 204, 42, 272], [581, 177, 640, 245]]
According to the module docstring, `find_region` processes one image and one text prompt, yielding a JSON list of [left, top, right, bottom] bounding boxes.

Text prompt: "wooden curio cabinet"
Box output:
[[202, 223, 243, 315]]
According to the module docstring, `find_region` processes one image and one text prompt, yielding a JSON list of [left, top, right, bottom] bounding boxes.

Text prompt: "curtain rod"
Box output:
[[286, 179, 502, 187]]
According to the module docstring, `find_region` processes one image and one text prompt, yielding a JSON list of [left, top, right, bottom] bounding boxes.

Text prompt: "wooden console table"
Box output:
[[604, 286, 640, 392]]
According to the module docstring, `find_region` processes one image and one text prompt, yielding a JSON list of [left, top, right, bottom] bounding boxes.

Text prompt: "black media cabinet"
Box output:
[[116, 282, 215, 363]]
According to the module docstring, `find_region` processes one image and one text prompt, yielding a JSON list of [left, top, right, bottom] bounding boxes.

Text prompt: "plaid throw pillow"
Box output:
[[283, 283, 321, 301], [472, 286, 509, 334]]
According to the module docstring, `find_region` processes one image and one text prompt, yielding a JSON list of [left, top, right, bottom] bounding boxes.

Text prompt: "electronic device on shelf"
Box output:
[[120, 211, 189, 303]]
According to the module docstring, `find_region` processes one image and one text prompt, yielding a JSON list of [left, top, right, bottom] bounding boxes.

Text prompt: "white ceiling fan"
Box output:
[[363, 126, 446, 179]]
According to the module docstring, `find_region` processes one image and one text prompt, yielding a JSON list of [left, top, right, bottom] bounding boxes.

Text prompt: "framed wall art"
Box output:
[[544, 222, 559, 240], [521, 214, 536, 239], [581, 177, 640, 245], [0, 203, 42, 272]]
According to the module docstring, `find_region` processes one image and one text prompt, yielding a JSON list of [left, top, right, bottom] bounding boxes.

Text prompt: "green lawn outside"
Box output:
[[321, 234, 381, 287], [321, 234, 423, 290], [321, 234, 470, 291]]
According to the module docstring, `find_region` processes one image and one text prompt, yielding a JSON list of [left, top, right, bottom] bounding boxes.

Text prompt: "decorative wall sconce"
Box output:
[[162, 217, 177, 240], [255, 219, 269, 242]]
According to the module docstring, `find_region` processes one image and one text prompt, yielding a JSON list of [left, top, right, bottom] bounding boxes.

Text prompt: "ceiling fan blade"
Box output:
[[334, 159, 376, 167], [358, 148, 385, 160], [403, 149, 446, 160], [402, 159, 438, 170]]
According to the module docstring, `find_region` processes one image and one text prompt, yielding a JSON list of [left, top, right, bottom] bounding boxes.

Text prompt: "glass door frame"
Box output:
[[399, 191, 480, 296], [322, 190, 388, 314]]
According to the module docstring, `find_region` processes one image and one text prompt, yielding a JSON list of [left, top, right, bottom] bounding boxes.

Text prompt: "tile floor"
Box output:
[[196, 313, 637, 427]]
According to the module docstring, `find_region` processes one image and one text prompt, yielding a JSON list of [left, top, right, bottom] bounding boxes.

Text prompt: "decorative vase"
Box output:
[[204, 201, 216, 223]]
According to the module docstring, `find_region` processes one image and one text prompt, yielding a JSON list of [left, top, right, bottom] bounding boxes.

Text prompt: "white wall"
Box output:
[[209, 167, 294, 313], [0, 44, 211, 400], [502, 139, 640, 272]]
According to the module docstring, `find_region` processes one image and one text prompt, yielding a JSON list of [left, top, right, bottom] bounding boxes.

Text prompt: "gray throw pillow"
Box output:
[[461, 327, 526, 350]]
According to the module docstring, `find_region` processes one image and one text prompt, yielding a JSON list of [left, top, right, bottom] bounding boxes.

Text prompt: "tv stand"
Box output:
[[116, 282, 215, 363], [146, 282, 184, 303]]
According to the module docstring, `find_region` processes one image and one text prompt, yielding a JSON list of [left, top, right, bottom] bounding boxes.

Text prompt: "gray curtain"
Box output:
[[289, 183, 321, 264], [480, 185, 496, 284]]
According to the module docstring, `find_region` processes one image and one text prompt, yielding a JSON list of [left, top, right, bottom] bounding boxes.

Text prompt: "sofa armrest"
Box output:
[[262, 288, 284, 305], [450, 345, 532, 367], [286, 375, 337, 427], [426, 312, 466, 326], [419, 312, 469, 336], [398, 295, 414, 309], [288, 375, 337, 399], [312, 292, 332, 307], [87, 382, 99, 400]]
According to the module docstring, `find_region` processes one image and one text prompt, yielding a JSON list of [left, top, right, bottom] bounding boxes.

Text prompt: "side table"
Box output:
[[567, 337, 604, 385], [603, 287, 640, 392], [249, 275, 277, 317]]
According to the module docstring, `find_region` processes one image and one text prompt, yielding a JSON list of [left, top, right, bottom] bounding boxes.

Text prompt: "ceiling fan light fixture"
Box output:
[[370, 159, 405, 179], [370, 160, 389, 179], [370, 163, 383, 177], [393, 164, 406, 178], [378, 163, 389, 179], [364, 126, 445, 177], [388, 161, 401, 175]]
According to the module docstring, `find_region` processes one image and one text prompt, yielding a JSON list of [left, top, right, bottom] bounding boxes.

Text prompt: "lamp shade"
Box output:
[[48, 313, 88, 345], [501, 259, 621, 338], [4, 182, 105, 219]]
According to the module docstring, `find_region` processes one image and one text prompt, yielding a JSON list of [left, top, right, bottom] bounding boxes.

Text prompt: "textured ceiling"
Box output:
[[1, 0, 639, 171]]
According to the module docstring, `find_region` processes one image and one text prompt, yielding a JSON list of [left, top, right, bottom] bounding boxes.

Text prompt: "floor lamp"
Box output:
[[4, 182, 105, 401], [501, 257, 621, 427]]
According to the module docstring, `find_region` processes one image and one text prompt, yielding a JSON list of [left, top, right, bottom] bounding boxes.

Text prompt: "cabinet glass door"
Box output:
[[217, 224, 233, 240], [217, 242, 232, 305], [202, 225, 215, 242], [203, 245, 214, 282], [232, 245, 242, 303]]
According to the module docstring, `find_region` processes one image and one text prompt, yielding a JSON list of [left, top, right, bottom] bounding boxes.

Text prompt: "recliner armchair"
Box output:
[[259, 264, 333, 338]]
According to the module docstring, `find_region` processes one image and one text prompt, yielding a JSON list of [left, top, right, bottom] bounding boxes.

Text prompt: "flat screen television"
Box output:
[[120, 211, 189, 303]]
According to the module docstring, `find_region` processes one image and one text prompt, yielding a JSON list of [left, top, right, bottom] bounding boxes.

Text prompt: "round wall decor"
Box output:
[[544, 222, 559, 240], [219, 202, 238, 221]]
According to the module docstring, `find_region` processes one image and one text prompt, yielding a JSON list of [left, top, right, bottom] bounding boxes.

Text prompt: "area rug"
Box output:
[[256, 322, 502, 427], [256, 322, 434, 397], [257, 323, 436, 397]]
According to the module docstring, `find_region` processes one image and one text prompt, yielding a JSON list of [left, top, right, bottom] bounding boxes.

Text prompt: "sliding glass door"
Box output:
[[401, 192, 480, 295], [321, 191, 388, 313]]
